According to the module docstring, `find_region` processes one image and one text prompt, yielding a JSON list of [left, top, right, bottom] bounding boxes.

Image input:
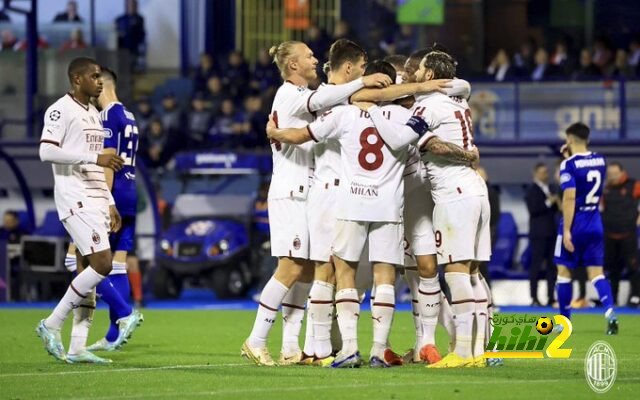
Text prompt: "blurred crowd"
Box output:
[[1, 0, 145, 65], [133, 50, 275, 170], [486, 36, 640, 82]]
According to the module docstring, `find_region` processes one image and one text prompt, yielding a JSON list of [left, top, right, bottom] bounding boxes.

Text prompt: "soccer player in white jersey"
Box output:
[[363, 51, 492, 368], [241, 41, 392, 366], [268, 60, 476, 368], [35, 57, 126, 363]]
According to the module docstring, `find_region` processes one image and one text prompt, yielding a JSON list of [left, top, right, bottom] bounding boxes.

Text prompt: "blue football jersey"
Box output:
[[102, 102, 139, 217], [558, 152, 606, 234]]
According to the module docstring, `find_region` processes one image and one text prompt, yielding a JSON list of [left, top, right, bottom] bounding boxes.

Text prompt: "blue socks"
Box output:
[[96, 262, 133, 342], [592, 275, 616, 319], [556, 276, 572, 320]]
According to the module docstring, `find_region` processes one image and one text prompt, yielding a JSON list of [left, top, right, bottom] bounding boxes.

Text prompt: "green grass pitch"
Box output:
[[0, 310, 638, 399]]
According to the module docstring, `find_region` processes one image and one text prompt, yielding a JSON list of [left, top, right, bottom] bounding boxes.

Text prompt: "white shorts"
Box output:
[[404, 186, 436, 256], [269, 198, 309, 259], [62, 208, 111, 256], [332, 219, 404, 265], [307, 182, 338, 262], [432, 196, 491, 265]]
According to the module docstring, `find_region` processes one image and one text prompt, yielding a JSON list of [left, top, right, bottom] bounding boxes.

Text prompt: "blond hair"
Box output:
[[269, 41, 303, 79]]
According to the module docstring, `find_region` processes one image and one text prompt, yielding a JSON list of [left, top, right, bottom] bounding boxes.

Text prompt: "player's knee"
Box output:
[[416, 256, 437, 278]]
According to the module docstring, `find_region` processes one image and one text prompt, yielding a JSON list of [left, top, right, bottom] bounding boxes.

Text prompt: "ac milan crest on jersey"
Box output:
[[91, 230, 101, 245], [293, 236, 301, 250]]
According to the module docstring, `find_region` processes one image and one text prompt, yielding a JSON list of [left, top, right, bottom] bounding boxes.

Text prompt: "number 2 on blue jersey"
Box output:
[[585, 170, 601, 205]]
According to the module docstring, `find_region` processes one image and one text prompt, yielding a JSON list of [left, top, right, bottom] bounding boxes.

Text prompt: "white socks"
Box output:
[[302, 298, 314, 356], [247, 277, 289, 348], [471, 273, 488, 358], [418, 274, 441, 347], [68, 290, 96, 355], [438, 293, 456, 350], [45, 267, 105, 331], [309, 280, 335, 358], [404, 269, 423, 349], [445, 272, 474, 359], [64, 254, 77, 272], [110, 261, 127, 275], [478, 274, 494, 348], [371, 284, 395, 357], [281, 281, 311, 355], [335, 288, 360, 354]]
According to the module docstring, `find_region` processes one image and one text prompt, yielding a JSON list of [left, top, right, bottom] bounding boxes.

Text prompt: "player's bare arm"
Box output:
[[102, 147, 117, 190], [562, 187, 576, 252], [355, 104, 423, 151], [306, 73, 391, 114], [350, 79, 451, 103], [422, 138, 479, 165], [266, 115, 311, 144]]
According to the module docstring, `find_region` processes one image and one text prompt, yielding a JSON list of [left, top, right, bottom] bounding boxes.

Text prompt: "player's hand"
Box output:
[[109, 205, 122, 233], [560, 144, 571, 159], [563, 229, 574, 253], [97, 153, 125, 171], [353, 101, 375, 111], [362, 73, 392, 88], [266, 114, 277, 138]]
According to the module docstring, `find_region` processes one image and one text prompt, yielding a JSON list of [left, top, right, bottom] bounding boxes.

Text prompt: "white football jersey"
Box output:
[[415, 92, 487, 204], [308, 104, 411, 222], [268, 81, 315, 200], [40, 94, 112, 220], [312, 83, 343, 186], [404, 144, 429, 194]]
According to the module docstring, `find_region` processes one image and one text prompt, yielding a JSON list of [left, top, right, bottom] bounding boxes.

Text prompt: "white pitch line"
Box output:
[[73, 377, 640, 400], [0, 363, 249, 378]]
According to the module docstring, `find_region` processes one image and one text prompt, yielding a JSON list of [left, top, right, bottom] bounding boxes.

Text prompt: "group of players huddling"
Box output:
[[34, 40, 618, 367], [241, 38, 619, 369]]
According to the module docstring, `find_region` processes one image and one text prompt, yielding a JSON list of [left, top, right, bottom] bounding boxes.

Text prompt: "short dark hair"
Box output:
[[422, 51, 457, 79], [427, 42, 450, 54], [383, 54, 407, 72], [328, 39, 366, 70], [406, 48, 430, 72], [608, 161, 624, 171], [67, 57, 98, 82], [364, 60, 396, 84], [533, 162, 547, 172], [100, 66, 118, 84], [566, 122, 590, 141], [4, 210, 19, 219]]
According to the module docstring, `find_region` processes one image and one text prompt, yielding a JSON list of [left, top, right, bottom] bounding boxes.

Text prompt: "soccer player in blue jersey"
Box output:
[[554, 122, 618, 335], [86, 67, 144, 351]]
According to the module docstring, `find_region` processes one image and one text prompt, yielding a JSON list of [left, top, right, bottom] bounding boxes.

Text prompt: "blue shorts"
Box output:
[[109, 216, 136, 253], [553, 230, 604, 269]]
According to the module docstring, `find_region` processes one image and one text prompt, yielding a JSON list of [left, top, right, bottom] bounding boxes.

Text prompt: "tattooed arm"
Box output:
[[420, 136, 479, 165]]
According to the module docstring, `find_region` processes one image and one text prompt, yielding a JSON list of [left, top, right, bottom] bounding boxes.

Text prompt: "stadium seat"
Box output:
[[489, 212, 522, 279], [33, 210, 66, 237], [14, 210, 34, 235]]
